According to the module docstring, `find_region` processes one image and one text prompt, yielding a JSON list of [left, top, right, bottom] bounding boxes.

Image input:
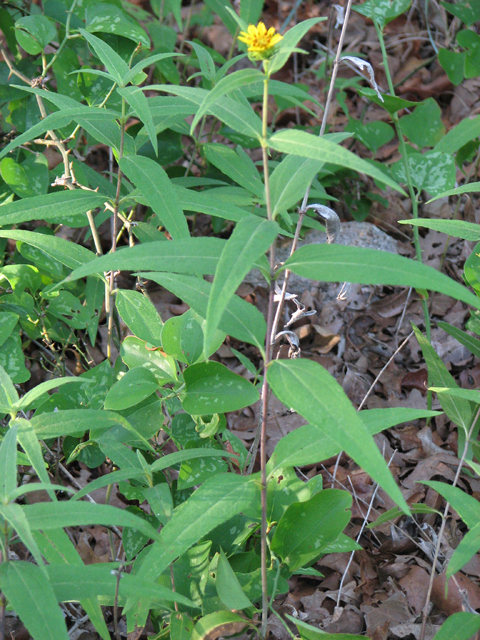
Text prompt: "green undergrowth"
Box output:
[[1, 0, 480, 638]]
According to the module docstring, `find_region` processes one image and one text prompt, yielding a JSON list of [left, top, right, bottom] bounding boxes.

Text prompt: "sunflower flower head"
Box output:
[[238, 22, 283, 61]]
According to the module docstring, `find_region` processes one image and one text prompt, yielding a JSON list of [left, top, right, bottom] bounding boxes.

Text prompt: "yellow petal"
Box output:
[[257, 22, 267, 35], [247, 24, 257, 36]]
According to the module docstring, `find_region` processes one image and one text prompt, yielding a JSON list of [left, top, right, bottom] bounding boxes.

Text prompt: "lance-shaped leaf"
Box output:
[[204, 217, 278, 353], [190, 68, 264, 134], [118, 88, 157, 152], [127, 473, 258, 584], [120, 155, 189, 239], [267, 359, 410, 513], [0, 191, 106, 226], [65, 238, 225, 283], [282, 244, 480, 312], [0, 562, 69, 640], [0, 108, 120, 160], [147, 84, 263, 141], [268, 129, 404, 193]]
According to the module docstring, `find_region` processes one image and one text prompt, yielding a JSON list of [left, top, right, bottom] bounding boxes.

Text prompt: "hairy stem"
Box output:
[[260, 71, 274, 639], [106, 98, 126, 362]]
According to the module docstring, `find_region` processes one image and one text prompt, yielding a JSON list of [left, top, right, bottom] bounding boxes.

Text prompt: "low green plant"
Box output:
[[1, 0, 480, 639]]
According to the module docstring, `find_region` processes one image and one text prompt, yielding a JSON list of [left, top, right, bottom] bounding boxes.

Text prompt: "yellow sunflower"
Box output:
[[238, 22, 283, 58]]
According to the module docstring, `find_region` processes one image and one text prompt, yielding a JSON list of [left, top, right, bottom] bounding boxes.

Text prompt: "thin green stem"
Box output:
[[42, 0, 79, 77], [106, 98, 126, 362], [374, 21, 431, 343]]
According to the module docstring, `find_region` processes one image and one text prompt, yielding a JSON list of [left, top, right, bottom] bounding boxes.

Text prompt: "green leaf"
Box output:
[[367, 503, 442, 528], [205, 217, 278, 352], [104, 367, 160, 410], [0, 192, 106, 228], [0, 562, 69, 640], [435, 116, 480, 156], [182, 361, 259, 414], [399, 98, 445, 148], [437, 321, 480, 358], [128, 473, 258, 584], [458, 29, 480, 78], [203, 143, 264, 198], [448, 521, 480, 578], [22, 501, 163, 542], [268, 129, 404, 193], [270, 156, 326, 216], [85, 3, 149, 47], [431, 613, 480, 640], [0, 334, 29, 383], [148, 84, 263, 142], [0, 107, 120, 160], [353, 0, 412, 29], [399, 217, 480, 241], [19, 409, 128, 439], [391, 149, 456, 197], [116, 289, 163, 347], [0, 423, 18, 502], [120, 336, 177, 385], [0, 158, 36, 199], [46, 563, 196, 608], [66, 238, 223, 283], [0, 363, 19, 408], [118, 87, 157, 152], [267, 359, 410, 513], [0, 503, 45, 568], [190, 68, 264, 134], [16, 421, 56, 501], [268, 17, 327, 76], [15, 15, 57, 55], [425, 181, 480, 203], [203, 0, 239, 35], [421, 481, 480, 529], [0, 312, 19, 348], [175, 185, 254, 223], [345, 118, 394, 153], [171, 613, 195, 640], [438, 48, 466, 86], [143, 273, 267, 352], [73, 448, 237, 501], [358, 86, 422, 115], [286, 614, 366, 640], [79, 28, 129, 84], [282, 244, 480, 311], [412, 325, 476, 433], [123, 53, 181, 86], [271, 489, 351, 571], [216, 548, 253, 610], [34, 529, 110, 640], [162, 311, 205, 364], [13, 377, 92, 414], [191, 612, 251, 640], [120, 155, 189, 239], [268, 408, 441, 473]]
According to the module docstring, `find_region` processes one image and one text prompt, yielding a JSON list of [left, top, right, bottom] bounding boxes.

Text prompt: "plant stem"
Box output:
[[42, 0, 79, 78], [260, 70, 274, 639], [374, 21, 431, 343], [419, 405, 480, 640], [106, 98, 126, 362]]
